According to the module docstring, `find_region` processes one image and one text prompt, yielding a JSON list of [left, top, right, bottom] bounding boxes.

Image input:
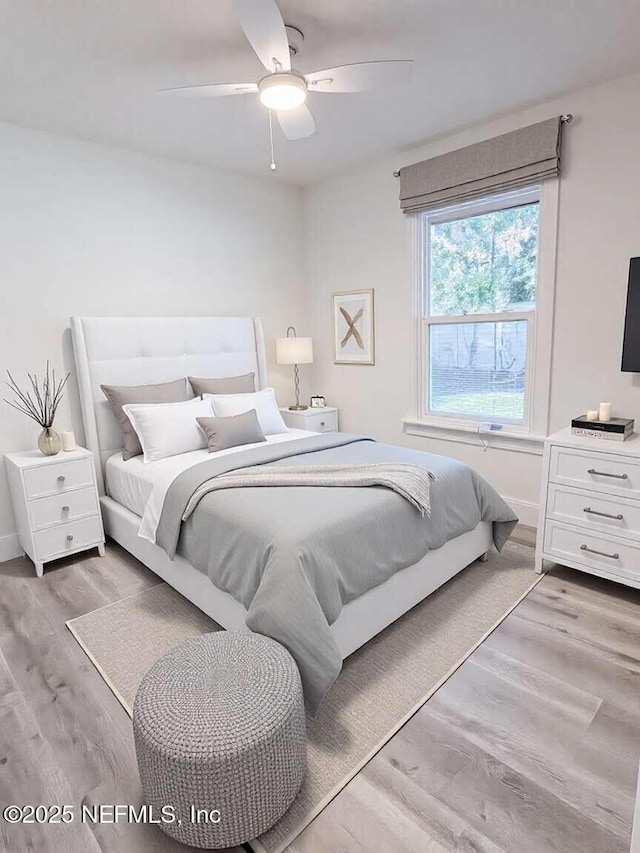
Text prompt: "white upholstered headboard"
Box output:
[[71, 316, 268, 493]]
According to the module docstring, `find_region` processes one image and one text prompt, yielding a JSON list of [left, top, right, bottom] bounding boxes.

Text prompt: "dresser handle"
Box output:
[[62, 506, 70, 513], [580, 544, 619, 559], [57, 475, 66, 483], [320, 421, 325, 427], [66, 534, 74, 543], [587, 468, 628, 480], [583, 507, 624, 521]]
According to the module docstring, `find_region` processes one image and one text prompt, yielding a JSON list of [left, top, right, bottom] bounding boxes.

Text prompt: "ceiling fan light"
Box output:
[[258, 72, 307, 111]]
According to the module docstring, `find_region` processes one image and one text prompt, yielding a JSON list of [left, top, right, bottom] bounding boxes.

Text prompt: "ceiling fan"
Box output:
[[162, 0, 412, 164]]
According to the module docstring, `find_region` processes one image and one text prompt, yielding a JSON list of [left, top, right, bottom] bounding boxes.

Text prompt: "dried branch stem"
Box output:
[[4, 362, 71, 428]]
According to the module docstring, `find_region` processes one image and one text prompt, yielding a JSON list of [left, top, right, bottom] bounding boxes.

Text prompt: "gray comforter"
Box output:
[[156, 434, 517, 711]]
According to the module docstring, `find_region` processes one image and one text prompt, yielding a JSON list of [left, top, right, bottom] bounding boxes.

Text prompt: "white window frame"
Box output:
[[405, 181, 559, 455]]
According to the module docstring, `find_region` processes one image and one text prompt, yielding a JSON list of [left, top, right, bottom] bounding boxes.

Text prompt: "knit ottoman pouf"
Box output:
[[132, 631, 306, 849]]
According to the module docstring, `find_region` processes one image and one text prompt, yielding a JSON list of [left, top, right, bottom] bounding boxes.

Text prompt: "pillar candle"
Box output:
[[61, 430, 76, 451], [586, 410, 598, 421], [598, 402, 612, 422]]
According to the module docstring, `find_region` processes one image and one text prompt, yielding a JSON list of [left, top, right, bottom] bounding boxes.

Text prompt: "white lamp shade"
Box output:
[[276, 336, 313, 365]]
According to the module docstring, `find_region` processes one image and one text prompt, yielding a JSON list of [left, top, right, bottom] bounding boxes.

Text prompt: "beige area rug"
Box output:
[[67, 542, 540, 853]]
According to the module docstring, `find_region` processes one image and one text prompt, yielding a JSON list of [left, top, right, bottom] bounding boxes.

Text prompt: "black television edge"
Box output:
[[621, 256, 640, 372]]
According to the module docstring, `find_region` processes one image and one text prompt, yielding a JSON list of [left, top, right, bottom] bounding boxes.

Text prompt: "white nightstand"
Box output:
[[5, 447, 105, 577], [535, 428, 640, 588], [279, 406, 339, 433]]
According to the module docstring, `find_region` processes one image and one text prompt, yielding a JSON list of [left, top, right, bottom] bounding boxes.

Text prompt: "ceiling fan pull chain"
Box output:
[[268, 110, 277, 171]]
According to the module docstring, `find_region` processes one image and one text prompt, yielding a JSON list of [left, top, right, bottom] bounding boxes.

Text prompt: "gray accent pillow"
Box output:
[[188, 373, 255, 397], [196, 409, 266, 453], [101, 378, 188, 460]]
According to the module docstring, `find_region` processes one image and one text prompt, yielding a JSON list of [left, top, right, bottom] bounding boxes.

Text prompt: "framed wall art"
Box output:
[[332, 289, 375, 365]]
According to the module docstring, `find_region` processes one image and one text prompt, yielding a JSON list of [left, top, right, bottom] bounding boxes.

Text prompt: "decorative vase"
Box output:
[[38, 427, 61, 456]]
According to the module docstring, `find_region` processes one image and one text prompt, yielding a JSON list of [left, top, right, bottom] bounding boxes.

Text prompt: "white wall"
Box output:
[[305, 70, 640, 526], [0, 122, 307, 555]]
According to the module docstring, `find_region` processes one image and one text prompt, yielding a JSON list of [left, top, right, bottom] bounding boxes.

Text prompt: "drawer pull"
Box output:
[[580, 544, 619, 560], [66, 534, 74, 543], [320, 421, 325, 427], [583, 507, 624, 521], [62, 506, 70, 513], [587, 468, 628, 480], [57, 475, 66, 483]]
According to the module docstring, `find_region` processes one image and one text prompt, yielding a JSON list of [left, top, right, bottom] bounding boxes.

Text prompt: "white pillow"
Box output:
[[204, 388, 288, 436], [123, 397, 213, 463]]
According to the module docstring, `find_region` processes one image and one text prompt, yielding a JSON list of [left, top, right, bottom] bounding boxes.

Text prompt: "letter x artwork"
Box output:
[[332, 289, 375, 365]]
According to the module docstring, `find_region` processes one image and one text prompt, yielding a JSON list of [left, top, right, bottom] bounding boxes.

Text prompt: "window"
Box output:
[[412, 184, 556, 440]]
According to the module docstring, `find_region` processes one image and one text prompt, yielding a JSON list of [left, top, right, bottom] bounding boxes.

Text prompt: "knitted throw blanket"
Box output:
[[183, 463, 436, 521]]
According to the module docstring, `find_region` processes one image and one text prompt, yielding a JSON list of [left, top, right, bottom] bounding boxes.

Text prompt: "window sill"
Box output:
[[403, 417, 545, 455]]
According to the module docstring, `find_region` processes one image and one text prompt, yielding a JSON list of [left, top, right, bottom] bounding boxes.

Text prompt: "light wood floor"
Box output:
[[0, 537, 638, 853]]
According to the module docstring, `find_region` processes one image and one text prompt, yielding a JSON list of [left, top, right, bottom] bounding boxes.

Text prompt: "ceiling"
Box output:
[[2, 0, 640, 185]]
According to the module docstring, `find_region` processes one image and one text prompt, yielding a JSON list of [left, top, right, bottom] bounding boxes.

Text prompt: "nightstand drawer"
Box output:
[[304, 411, 338, 432], [280, 406, 339, 433], [35, 516, 103, 561], [549, 446, 640, 499], [543, 520, 640, 583], [24, 458, 94, 500], [29, 487, 99, 531]]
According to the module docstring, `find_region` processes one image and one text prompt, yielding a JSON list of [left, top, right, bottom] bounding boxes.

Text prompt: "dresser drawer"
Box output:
[[549, 446, 640, 499], [23, 458, 94, 500], [34, 516, 103, 561], [547, 483, 640, 543], [28, 487, 99, 531], [543, 520, 640, 584]]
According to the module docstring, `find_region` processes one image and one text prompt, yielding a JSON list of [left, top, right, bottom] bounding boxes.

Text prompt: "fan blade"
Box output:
[[277, 105, 316, 140], [306, 60, 412, 93], [161, 82, 258, 98], [233, 0, 291, 72]]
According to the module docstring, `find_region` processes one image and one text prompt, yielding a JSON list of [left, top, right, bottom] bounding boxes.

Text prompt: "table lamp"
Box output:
[[276, 327, 314, 410]]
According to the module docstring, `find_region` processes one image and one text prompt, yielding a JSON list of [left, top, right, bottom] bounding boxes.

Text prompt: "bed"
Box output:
[[71, 315, 516, 710]]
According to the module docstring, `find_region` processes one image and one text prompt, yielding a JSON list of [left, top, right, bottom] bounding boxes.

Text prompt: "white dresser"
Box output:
[[279, 406, 339, 433], [535, 428, 640, 587], [5, 447, 105, 577]]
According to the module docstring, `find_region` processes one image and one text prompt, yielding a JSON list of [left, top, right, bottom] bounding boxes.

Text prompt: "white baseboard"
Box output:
[[505, 497, 538, 528], [0, 532, 23, 563]]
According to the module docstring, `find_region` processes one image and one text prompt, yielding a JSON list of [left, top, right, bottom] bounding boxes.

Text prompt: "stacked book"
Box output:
[[571, 415, 635, 442]]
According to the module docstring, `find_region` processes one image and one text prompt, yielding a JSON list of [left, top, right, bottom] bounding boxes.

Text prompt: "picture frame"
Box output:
[[332, 289, 375, 365], [310, 395, 325, 408]]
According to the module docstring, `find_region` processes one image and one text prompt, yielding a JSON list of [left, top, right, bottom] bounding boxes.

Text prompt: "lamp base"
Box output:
[[288, 404, 308, 411]]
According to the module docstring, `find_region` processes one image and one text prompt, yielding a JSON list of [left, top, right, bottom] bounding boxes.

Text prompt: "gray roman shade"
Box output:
[[399, 117, 562, 214]]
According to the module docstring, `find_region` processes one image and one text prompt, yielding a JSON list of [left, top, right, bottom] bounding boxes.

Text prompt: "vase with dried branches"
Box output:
[[4, 362, 71, 456]]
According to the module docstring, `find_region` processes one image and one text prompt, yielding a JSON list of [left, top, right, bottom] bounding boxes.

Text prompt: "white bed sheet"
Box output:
[[105, 428, 315, 521]]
